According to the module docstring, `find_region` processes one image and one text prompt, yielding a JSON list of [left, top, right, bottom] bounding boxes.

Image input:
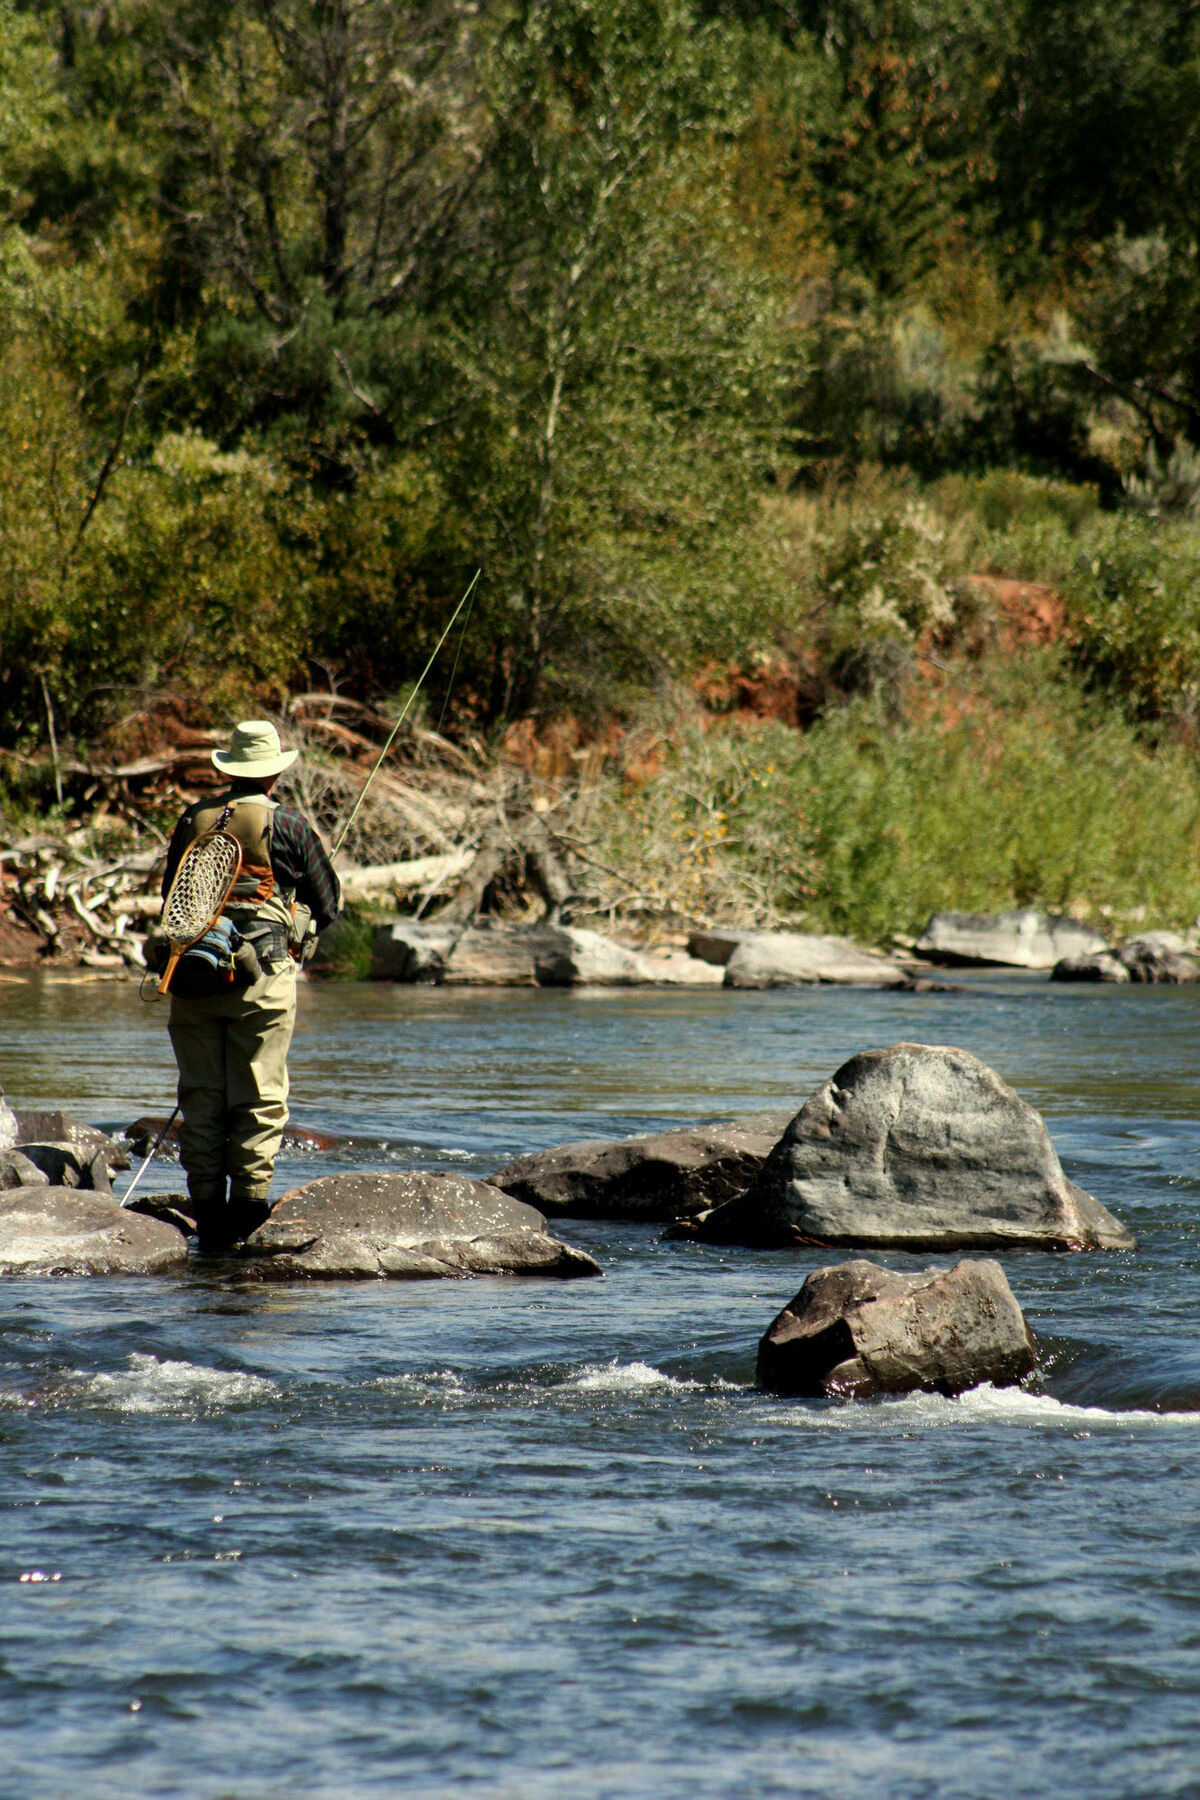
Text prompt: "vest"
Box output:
[[175, 790, 296, 941]]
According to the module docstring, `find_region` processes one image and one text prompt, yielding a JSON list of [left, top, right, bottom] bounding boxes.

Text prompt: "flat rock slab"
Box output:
[[914, 909, 1108, 969], [685, 1042, 1134, 1251], [237, 1170, 603, 1281], [757, 1257, 1036, 1398], [371, 920, 654, 986], [718, 932, 909, 988], [635, 951, 725, 987], [0, 1190, 189, 1276], [491, 1112, 794, 1221]]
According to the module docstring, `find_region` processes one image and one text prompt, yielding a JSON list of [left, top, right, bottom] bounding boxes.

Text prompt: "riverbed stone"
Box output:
[[1052, 933, 1200, 985], [685, 1043, 1134, 1251], [13, 1111, 130, 1173], [721, 932, 910, 989], [0, 1189, 189, 1276], [12, 1142, 112, 1192], [491, 1111, 794, 1221], [0, 1089, 17, 1151], [0, 1150, 50, 1190], [237, 1170, 603, 1281], [914, 909, 1108, 969], [756, 1257, 1036, 1398]]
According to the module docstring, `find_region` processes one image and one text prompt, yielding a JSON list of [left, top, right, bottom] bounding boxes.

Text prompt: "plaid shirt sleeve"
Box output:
[[271, 807, 342, 933]]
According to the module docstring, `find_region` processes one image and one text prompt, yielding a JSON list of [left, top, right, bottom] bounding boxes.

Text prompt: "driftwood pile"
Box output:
[[0, 697, 649, 968], [0, 839, 162, 967]]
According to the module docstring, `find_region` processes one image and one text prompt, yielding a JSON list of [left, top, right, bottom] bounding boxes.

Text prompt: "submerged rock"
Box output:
[[237, 1170, 603, 1281], [0, 1189, 189, 1276], [757, 1257, 1036, 1398], [1052, 933, 1200, 985], [684, 1043, 1134, 1252], [124, 1116, 342, 1157], [914, 909, 1108, 969], [491, 1112, 794, 1221]]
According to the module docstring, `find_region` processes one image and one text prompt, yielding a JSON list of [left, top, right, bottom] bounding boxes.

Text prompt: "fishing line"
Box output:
[[435, 575, 479, 737], [332, 569, 480, 858]]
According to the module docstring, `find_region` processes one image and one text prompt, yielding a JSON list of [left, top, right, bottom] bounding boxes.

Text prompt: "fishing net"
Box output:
[[158, 831, 242, 996]]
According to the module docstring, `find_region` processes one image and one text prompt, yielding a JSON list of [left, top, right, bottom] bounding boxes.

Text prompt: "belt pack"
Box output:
[[169, 917, 291, 1000]]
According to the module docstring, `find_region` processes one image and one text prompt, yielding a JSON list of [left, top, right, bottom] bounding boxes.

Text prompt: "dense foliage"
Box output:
[[5, 0, 1200, 933]]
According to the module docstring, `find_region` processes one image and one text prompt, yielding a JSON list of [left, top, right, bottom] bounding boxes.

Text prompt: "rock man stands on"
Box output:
[[160, 720, 341, 1249]]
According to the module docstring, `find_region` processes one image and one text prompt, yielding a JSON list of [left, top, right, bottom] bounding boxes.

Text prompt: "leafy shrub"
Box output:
[[1060, 514, 1200, 727]]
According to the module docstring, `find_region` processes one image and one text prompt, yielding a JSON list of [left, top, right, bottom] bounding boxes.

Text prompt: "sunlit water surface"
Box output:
[[2, 971, 1200, 1798]]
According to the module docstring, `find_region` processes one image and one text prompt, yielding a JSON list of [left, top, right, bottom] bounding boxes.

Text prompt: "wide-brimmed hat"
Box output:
[[211, 719, 298, 779]]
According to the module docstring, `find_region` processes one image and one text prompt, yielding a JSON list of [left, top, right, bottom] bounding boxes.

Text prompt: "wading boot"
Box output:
[[227, 1187, 273, 1246]]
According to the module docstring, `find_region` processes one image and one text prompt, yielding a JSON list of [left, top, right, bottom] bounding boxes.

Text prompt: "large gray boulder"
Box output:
[[0, 1189, 188, 1276], [237, 1170, 603, 1281], [491, 1112, 794, 1221], [914, 909, 1108, 969], [0, 1089, 18, 1151], [1053, 932, 1200, 985], [685, 1043, 1134, 1251], [725, 933, 909, 988], [757, 1257, 1036, 1398]]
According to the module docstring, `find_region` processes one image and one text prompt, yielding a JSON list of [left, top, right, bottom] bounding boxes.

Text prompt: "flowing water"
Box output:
[[2, 972, 1200, 1799]]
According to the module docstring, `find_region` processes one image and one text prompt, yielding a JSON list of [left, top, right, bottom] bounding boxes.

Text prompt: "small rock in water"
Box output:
[[685, 1042, 1134, 1252], [491, 1112, 794, 1221], [1052, 933, 1200, 985], [757, 1257, 1036, 1398], [0, 1190, 189, 1276], [12, 1143, 112, 1193], [237, 1170, 603, 1281], [13, 1112, 130, 1172]]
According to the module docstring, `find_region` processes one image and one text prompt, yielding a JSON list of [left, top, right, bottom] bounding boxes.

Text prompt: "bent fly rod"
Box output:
[[332, 569, 480, 858]]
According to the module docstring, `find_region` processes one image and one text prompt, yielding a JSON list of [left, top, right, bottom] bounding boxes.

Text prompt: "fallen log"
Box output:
[[336, 850, 473, 902]]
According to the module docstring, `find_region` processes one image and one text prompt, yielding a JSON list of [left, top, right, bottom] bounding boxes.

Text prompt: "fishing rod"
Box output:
[[119, 1105, 181, 1209], [331, 569, 480, 859]]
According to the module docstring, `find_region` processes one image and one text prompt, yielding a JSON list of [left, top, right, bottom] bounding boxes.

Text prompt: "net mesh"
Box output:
[[162, 832, 242, 949]]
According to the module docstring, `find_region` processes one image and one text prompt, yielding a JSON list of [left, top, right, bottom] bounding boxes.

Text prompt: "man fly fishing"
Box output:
[[159, 720, 340, 1250], [145, 574, 478, 1249]]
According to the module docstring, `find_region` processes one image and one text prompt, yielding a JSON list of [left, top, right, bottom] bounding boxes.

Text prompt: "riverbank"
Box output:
[[5, 673, 1200, 979]]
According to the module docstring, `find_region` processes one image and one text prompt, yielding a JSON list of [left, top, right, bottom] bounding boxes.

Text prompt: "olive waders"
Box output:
[[167, 792, 300, 1245]]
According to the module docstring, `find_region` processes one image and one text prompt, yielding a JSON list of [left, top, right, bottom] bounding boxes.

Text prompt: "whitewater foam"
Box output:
[[564, 1360, 706, 1395], [759, 1381, 1200, 1431], [76, 1353, 278, 1415]]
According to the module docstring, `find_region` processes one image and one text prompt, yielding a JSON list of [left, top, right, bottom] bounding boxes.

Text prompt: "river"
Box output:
[[1, 972, 1199, 1798]]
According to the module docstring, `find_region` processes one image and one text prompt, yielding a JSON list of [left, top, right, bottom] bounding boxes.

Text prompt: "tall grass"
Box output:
[[592, 662, 1200, 942]]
